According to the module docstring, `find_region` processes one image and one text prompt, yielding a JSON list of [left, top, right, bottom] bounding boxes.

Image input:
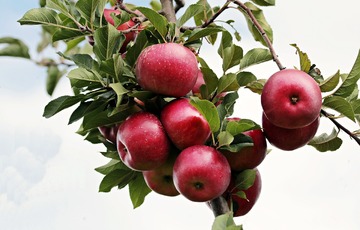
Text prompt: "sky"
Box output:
[[1, 0, 360, 229]]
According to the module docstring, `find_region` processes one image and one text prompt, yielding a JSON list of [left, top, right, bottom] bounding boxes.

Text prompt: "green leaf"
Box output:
[[67, 67, 102, 83], [251, 0, 276, 6], [217, 92, 239, 122], [200, 67, 219, 98], [99, 169, 136, 192], [237, 71, 257, 86], [212, 212, 239, 230], [334, 50, 360, 97], [0, 37, 31, 59], [245, 79, 266, 94], [190, 97, 220, 132], [185, 27, 224, 44], [75, 0, 99, 24], [226, 119, 260, 136], [220, 134, 253, 153], [95, 159, 129, 175], [46, 0, 71, 17], [93, 25, 124, 61], [218, 131, 234, 148], [18, 8, 60, 26], [109, 82, 129, 108], [240, 48, 272, 70], [125, 30, 152, 67], [319, 70, 340, 92], [177, 4, 204, 27], [323, 96, 355, 122], [290, 44, 312, 73], [308, 129, 343, 152], [234, 169, 257, 191], [46, 65, 64, 95], [242, 2, 273, 46], [128, 174, 152, 209], [136, 7, 168, 38], [43, 95, 84, 118], [218, 73, 241, 93]]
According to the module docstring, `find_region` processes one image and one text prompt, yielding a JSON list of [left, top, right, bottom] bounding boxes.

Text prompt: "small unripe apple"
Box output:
[[135, 43, 198, 97], [224, 169, 262, 217], [160, 98, 211, 150], [262, 113, 320, 151], [173, 145, 231, 202], [261, 69, 322, 129], [116, 111, 170, 171], [143, 153, 180, 197], [221, 118, 267, 171]]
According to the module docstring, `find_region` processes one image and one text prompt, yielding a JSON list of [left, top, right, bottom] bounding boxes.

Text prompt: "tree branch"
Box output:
[[160, 0, 177, 23], [174, 0, 186, 13], [180, 1, 231, 32], [321, 109, 360, 146], [231, 0, 285, 70]]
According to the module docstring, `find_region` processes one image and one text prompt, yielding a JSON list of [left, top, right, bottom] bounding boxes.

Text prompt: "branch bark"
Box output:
[[160, 0, 177, 23], [321, 109, 360, 146]]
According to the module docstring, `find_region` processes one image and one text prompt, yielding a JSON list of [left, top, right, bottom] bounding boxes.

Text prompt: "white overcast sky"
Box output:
[[1, 0, 360, 229]]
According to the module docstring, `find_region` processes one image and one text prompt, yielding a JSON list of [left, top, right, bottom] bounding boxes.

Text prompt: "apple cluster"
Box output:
[[98, 38, 264, 216], [261, 69, 322, 151]]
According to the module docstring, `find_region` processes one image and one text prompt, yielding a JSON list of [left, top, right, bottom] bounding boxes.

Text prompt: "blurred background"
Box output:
[[1, 0, 360, 229]]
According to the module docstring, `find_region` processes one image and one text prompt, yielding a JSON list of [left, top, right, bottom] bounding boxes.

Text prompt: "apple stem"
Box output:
[[321, 109, 360, 146], [207, 196, 230, 217]]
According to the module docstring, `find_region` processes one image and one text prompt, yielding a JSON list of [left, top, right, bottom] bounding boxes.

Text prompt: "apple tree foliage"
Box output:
[[2, 0, 360, 228]]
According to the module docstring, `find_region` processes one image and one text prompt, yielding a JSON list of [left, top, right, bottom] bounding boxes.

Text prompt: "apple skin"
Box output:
[[173, 145, 231, 202], [103, 8, 140, 53], [160, 98, 211, 150], [98, 124, 119, 143], [221, 120, 267, 171], [143, 153, 180, 197], [116, 111, 170, 171], [224, 169, 262, 217], [135, 43, 199, 97], [192, 69, 205, 95], [261, 69, 322, 129], [262, 113, 320, 151]]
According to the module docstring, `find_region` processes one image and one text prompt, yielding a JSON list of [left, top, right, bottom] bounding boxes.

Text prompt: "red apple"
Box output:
[[103, 8, 141, 53], [192, 69, 205, 95], [143, 153, 180, 197], [173, 145, 231, 202], [135, 43, 199, 97], [98, 124, 119, 143], [160, 98, 211, 150], [262, 113, 320, 151], [261, 69, 322, 129], [224, 169, 262, 217], [221, 120, 267, 171], [116, 111, 170, 171]]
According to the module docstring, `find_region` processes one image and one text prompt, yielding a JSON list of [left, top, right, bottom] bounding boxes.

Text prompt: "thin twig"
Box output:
[[231, 0, 285, 70], [174, 0, 186, 13], [321, 109, 360, 145], [180, 1, 231, 32]]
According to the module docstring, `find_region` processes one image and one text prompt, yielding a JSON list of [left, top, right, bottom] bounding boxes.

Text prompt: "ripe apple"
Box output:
[[135, 43, 199, 97], [262, 113, 320, 151], [116, 111, 170, 171], [160, 98, 211, 150], [143, 153, 180, 197], [221, 118, 267, 171], [173, 145, 231, 202], [223, 169, 262, 217], [103, 8, 141, 53], [261, 69, 322, 129], [98, 124, 119, 143], [192, 69, 205, 95]]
